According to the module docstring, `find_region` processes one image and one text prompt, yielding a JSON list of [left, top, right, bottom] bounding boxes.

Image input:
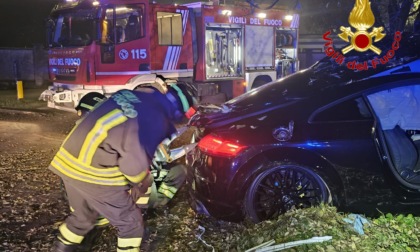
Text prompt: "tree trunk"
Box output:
[[389, 0, 414, 33], [414, 7, 420, 32]]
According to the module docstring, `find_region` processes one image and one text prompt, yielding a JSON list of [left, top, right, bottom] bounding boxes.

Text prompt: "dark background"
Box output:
[[1, 0, 417, 49], [0, 0, 334, 48], [0, 0, 57, 48]]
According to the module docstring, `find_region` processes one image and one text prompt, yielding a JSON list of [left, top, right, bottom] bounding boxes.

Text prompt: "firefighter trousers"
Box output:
[[130, 164, 187, 208], [59, 179, 144, 251]]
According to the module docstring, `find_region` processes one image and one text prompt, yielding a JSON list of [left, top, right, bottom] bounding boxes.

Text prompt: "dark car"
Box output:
[[186, 33, 420, 222]]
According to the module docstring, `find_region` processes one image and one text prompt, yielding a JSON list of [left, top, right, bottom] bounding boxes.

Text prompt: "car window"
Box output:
[[367, 84, 420, 130], [312, 97, 372, 122], [157, 12, 183, 45], [103, 5, 145, 44]]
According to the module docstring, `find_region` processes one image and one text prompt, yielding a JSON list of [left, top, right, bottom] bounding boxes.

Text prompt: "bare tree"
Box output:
[[384, 0, 414, 33]]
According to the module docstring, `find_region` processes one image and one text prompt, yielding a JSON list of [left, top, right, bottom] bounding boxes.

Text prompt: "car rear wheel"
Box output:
[[244, 163, 331, 222]]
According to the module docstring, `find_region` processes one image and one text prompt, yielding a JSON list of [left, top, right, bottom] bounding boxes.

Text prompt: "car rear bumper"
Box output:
[[186, 149, 244, 221], [186, 178, 244, 221]]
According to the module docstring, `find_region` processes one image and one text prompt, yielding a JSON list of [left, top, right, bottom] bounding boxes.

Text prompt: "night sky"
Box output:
[[0, 0, 57, 48]]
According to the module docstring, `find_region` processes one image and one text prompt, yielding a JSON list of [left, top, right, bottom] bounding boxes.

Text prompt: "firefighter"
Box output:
[[50, 83, 196, 252], [74, 90, 189, 210]]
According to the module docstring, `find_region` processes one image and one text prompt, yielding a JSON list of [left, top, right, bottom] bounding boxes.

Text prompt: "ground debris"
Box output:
[[1, 108, 420, 252]]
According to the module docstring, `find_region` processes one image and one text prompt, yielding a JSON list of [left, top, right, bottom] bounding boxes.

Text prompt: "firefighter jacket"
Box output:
[[49, 89, 178, 187]]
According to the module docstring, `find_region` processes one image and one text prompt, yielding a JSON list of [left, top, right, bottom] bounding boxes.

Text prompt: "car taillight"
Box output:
[[198, 134, 247, 157]]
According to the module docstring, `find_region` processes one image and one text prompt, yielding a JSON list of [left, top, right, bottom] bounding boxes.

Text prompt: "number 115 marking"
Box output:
[[131, 49, 147, 59]]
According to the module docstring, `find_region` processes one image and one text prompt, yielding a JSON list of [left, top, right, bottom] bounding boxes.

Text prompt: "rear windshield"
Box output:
[[225, 70, 316, 111]]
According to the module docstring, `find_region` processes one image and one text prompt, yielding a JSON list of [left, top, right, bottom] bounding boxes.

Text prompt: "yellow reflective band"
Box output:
[[57, 147, 122, 177], [158, 184, 176, 199], [58, 236, 74, 245], [96, 217, 110, 226], [158, 189, 174, 198], [51, 157, 128, 186], [80, 109, 128, 164], [117, 248, 140, 252], [118, 237, 142, 248], [80, 103, 94, 110], [70, 207, 109, 226], [124, 170, 148, 184], [52, 156, 127, 183], [59, 223, 84, 244], [159, 183, 177, 193], [51, 146, 127, 186], [136, 196, 150, 205]]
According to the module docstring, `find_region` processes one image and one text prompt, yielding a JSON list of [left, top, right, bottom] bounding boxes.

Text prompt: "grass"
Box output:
[[164, 204, 420, 252], [0, 85, 48, 110]]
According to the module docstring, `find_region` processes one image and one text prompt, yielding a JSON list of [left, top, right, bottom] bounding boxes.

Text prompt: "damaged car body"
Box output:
[[186, 33, 420, 222]]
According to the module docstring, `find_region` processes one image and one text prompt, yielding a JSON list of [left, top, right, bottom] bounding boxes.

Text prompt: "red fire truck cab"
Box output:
[[41, 0, 299, 111]]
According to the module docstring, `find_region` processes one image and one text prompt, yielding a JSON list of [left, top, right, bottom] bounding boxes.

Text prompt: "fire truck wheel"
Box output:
[[251, 76, 272, 89]]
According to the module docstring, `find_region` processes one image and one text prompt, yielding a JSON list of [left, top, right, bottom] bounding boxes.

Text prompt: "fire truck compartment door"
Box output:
[[245, 26, 275, 69]]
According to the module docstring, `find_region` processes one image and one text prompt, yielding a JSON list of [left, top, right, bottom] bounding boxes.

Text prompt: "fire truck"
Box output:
[[41, 0, 299, 111]]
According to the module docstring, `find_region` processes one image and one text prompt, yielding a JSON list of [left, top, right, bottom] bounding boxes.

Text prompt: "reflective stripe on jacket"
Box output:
[[51, 146, 128, 186], [50, 109, 133, 186], [49, 89, 177, 187]]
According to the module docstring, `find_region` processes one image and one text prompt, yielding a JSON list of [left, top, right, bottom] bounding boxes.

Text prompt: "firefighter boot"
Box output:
[[77, 226, 105, 252], [51, 238, 78, 252]]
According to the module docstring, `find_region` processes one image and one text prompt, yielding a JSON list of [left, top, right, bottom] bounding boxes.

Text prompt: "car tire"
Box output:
[[244, 163, 331, 222]]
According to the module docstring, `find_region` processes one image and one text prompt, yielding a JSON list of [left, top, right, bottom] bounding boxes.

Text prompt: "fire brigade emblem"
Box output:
[[119, 49, 129, 60], [338, 0, 385, 55]]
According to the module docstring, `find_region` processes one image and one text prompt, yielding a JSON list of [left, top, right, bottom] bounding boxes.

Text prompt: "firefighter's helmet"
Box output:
[[166, 82, 198, 121], [75, 92, 106, 117]]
